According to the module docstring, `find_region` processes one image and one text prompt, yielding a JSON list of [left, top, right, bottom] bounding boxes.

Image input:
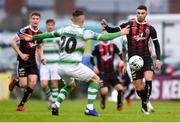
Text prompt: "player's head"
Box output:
[[71, 10, 85, 27], [136, 5, 147, 23], [29, 11, 41, 28], [46, 19, 55, 32]]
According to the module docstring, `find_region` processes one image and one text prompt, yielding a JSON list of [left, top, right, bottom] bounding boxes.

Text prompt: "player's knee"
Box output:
[[28, 80, 36, 88], [19, 80, 27, 88], [90, 74, 100, 84], [133, 80, 144, 90], [40, 81, 48, 88], [115, 84, 124, 91], [100, 87, 108, 95]]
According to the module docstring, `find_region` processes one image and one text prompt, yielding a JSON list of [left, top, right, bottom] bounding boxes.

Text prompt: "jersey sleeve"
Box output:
[[150, 26, 161, 60], [120, 21, 130, 29], [16, 27, 26, 38]]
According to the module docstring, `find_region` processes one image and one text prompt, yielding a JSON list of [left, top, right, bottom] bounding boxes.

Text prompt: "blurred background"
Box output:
[[0, 0, 180, 101]]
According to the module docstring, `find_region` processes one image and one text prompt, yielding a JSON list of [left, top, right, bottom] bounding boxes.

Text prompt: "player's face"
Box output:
[[78, 15, 85, 27], [136, 9, 147, 23], [46, 22, 55, 32], [29, 15, 40, 28]]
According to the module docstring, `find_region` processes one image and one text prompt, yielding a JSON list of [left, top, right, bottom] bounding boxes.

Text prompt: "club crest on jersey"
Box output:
[[28, 41, 38, 48], [134, 33, 146, 41], [102, 54, 112, 61]]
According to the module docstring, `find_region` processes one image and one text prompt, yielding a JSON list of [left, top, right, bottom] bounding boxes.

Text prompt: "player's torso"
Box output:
[[96, 42, 116, 73], [58, 26, 86, 64], [43, 37, 60, 64], [127, 19, 151, 58], [18, 25, 42, 65]]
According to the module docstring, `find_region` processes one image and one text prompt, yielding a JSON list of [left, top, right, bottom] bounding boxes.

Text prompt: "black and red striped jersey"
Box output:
[[91, 41, 121, 73], [16, 25, 42, 66], [105, 18, 160, 60]]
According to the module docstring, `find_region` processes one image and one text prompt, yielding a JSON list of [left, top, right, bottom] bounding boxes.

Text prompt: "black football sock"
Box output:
[[18, 87, 33, 106], [145, 81, 152, 101], [117, 90, 124, 105]]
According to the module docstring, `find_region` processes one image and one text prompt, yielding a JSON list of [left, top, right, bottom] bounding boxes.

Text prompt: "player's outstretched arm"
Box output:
[[20, 32, 62, 41], [97, 25, 129, 41], [101, 19, 120, 33]]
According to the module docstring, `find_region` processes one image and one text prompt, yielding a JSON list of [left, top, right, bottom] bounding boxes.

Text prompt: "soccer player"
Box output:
[[9, 11, 44, 111], [40, 19, 61, 108], [21, 10, 129, 116], [101, 5, 161, 115], [90, 29, 126, 111]]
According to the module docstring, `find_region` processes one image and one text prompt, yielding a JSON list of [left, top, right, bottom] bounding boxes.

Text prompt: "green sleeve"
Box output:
[[97, 32, 122, 41], [32, 32, 62, 40]]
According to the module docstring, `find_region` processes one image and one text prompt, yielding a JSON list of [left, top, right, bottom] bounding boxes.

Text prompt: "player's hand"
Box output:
[[120, 25, 130, 35], [20, 53, 29, 61], [93, 66, 100, 74], [155, 59, 161, 71], [19, 33, 32, 41], [101, 19, 108, 28], [41, 59, 46, 65]]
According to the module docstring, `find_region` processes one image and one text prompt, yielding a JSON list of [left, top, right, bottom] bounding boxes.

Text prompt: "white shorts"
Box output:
[[57, 63, 95, 85], [40, 64, 61, 81]]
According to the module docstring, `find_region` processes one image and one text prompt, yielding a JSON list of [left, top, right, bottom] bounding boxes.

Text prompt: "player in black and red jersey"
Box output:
[[90, 29, 126, 111], [101, 5, 161, 115], [9, 11, 45, 111]]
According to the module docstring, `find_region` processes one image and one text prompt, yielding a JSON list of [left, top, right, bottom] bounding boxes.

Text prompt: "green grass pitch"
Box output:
[[0, 99, 179, 122]]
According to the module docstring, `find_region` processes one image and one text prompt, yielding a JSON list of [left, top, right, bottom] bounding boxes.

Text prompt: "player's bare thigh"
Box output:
[[89, 74, 100, 84], [19, 77, 28, 88], [144, 70, 154, 81], [133, 79, 144, 90]]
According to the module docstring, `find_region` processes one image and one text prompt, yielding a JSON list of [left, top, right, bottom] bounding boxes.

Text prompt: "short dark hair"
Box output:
[[72, 10, 84, 17], [46, 19, 55, 24], [30, 11, 41, 17], [137, 5, 147, 11]]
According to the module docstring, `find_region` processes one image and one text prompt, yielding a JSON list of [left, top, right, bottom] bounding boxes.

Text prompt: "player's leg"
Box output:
[[17, 66, 38, 111], [144, 70, 155, 112], [100, 85, 109, 109], [9, 65, 27, 91], [125, 84, 135, 107], [50, 67, 61, 101], [114, 83, 124, 111], [52, 79, 76, 115], [17, 74, 37, 111], [50, 80, 59, 101], [85, 73, 100, 116]]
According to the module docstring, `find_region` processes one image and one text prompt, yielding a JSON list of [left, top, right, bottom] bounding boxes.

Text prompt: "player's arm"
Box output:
[[101, 19, 120, 33], [150, 26, 161, 70], [90, 46, 100, 74], [37, 43, 46, 65], [150, 26, 161, 60], [85, 26, 129, 41], [11, 34, 29, 61]]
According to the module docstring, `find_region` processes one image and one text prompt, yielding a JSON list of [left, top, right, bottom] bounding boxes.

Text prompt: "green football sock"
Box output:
[[87, 82, 99, 110]]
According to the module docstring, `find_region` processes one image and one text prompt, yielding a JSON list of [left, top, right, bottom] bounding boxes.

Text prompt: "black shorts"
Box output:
[[18, 63, 39, 77], [131, 57, 154, 81], [99, 72, 121, 88]]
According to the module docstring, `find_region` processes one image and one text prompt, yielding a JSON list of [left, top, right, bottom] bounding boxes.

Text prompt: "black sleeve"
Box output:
[[150, 26, 161, 60], [104, 25, 120, 33]]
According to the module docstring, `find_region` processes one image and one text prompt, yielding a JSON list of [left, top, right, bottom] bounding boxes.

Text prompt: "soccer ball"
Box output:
[[129, 55, 144, 71]]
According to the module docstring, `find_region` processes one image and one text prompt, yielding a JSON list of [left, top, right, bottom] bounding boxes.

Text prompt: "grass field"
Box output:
[[0, 99, 180, 122]]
